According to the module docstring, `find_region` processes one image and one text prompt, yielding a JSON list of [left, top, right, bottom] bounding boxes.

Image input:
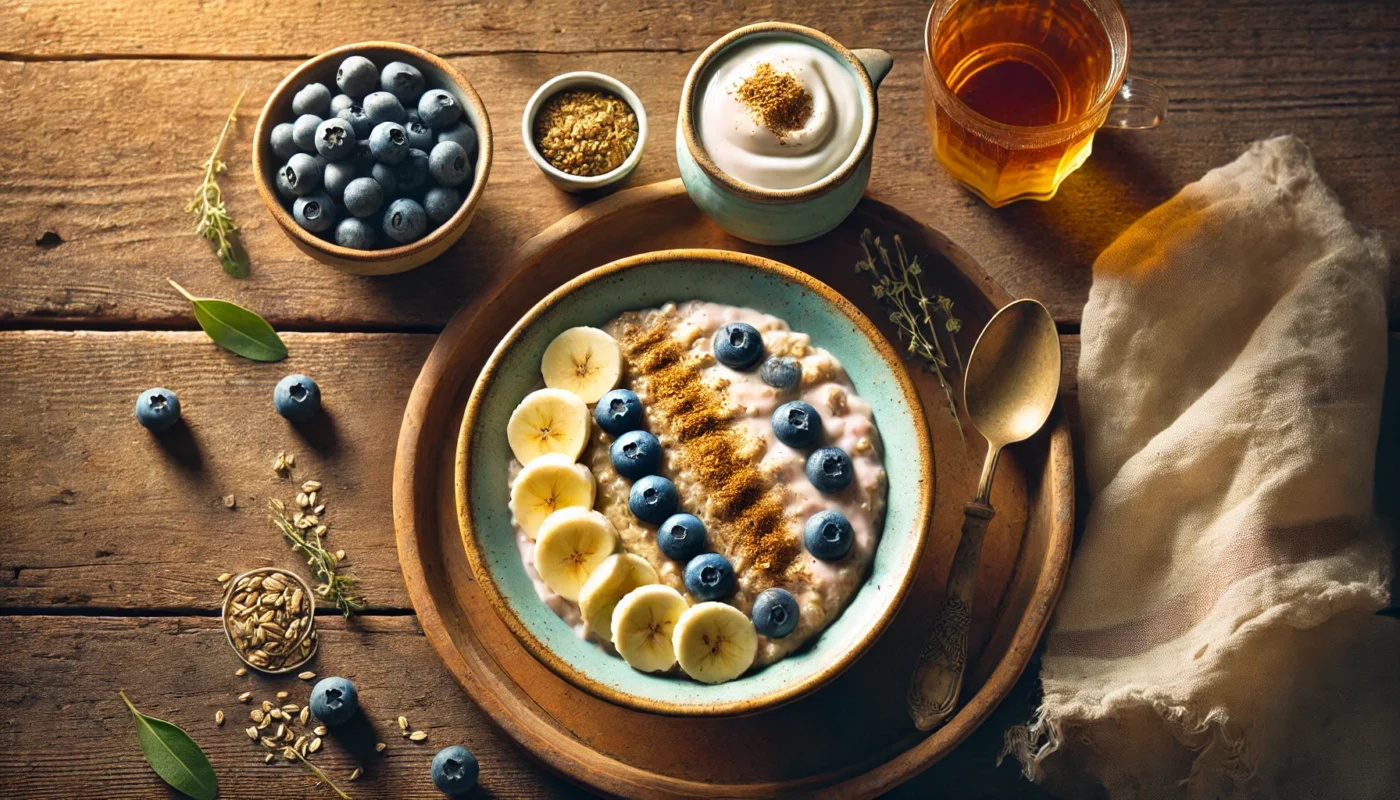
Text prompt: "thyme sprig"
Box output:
[[188, 89, 249, 278], [286, 746, 355, 800], [855, 229, 966, 440], [270, 501, 365, 617]]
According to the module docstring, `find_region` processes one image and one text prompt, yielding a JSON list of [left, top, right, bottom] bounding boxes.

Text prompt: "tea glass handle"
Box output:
[[1104, 75, 1167, 130]]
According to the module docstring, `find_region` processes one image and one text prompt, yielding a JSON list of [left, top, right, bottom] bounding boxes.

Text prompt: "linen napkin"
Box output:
[[1001, 136, 1397, 798]]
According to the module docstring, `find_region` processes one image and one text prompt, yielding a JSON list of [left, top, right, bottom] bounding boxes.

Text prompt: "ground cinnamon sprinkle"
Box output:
[[621, 320, 800, 579], [732, 62, 813, 142]]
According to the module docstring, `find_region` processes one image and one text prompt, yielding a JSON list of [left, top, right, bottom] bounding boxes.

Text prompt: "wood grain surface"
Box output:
[[1, 0, 1395, 796]]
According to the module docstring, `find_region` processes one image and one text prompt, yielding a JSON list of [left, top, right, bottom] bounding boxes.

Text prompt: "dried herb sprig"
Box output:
[[286, 746, 355, 800], [270, 501, 365, 617], [188, 88, 250, 278], [856, 229, 966, 439]]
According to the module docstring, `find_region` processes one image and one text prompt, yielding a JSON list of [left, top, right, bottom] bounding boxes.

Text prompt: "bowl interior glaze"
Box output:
[[456, 250, 932, 716]]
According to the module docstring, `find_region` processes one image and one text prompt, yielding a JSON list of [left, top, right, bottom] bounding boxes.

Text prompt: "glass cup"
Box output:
[[922, 0, 1166, 207]]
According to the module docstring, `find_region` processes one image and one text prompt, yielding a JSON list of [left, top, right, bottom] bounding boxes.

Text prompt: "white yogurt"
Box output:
[[698, 38, 864, 191]]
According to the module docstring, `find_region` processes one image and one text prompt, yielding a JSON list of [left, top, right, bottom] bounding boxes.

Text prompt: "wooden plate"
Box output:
[[393, 179, 1073, 798]]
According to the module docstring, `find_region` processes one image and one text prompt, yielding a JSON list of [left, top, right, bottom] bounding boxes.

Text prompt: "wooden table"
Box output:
[[2, 1, 1396, 797]]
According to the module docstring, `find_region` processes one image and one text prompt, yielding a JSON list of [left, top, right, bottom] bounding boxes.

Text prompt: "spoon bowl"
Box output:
[[965, 299, 1062, 450]]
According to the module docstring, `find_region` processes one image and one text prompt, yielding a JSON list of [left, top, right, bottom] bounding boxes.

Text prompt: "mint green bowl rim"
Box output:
[[454, 249, 933, 716]]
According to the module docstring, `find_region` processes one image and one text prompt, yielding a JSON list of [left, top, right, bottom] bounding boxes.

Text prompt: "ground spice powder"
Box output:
[[621, 320, 801, 580], [732, 62, 813, 142], [532, 88, 639, 177]]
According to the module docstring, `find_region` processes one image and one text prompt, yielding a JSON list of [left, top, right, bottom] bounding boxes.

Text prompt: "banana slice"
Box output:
[[533, 507, 617, 601], [507, 388, 591, 465], [509, 454, 596, 539], [578, 553, 658, 642], [541, 327, 622, 404], [611, 584, 689, 673], [673, 602, 758, 684]]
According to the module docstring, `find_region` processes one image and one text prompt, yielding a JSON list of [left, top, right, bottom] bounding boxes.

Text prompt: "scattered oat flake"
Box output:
[[397, 715, 408, 731], [298, 671, 317, 680], [236, 667, 248, 677], [276, 691, 289, 700], [299, 707, 310, 726], [309, 737, 322, 753], [349, 767, 362, 781], [223, 494, 236, 509], [215, 710, 225, 726], [314, 725, 327, 736], [375, 742, 387, 753], [238, 691, 253, 703], [409, 731, 428, 741], [246, 726, 258, 740], [217, 572, 232, 583]]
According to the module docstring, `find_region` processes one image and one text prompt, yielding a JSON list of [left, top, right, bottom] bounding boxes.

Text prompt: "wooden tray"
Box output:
[[393, 179, 1073, 798]]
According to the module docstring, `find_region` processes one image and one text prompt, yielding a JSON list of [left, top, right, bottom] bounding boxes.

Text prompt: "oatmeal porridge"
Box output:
[[505, 301, 887, 683]]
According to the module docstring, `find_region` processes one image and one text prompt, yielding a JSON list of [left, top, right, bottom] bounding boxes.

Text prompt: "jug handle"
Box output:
[[852, 49, 894, 89]]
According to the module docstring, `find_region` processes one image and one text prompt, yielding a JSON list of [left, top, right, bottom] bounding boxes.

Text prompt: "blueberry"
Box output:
[[405, 119, 434, 150], [292, 114, 323, 153], [713, 322, 764, 369], [805, 446, 853, 494], [418, 89, 462, 128], [336, 104, 371, 139], [315, 117, 356, 161], [292, 82, 332, 117], [330, 93, 355, 115], [363, 91, 406, 126], [368, 122, 409, 164], [274, 373, 322, 422], [383, 198, 427, 244], [381, 61, 425, 104], [683, 553, 735, 601], [772, 400, 821, 449], [423, 187, 462, 225], [275, 168, 298, 199], [371, 162, 398, 194], [309, 677, 358, 727], [609, 430, 660, 479], [594, 389, 643, 436], [336, 55, 379, 99], [628, 475, 678, 524], [394, 148, 430, 192], [282, 153, 323, 196], [334, 217, 377, 250], [437, 122, 478, 158], [343, 177, 384, 218], [428, 140, 470, 187], [293, 192, 337, 233], [134, 387, 181, 432], [431, 745, 479, 796], [270, 122, 298, 159], [751, 588, 799, 637], [322, 160, 356, 202], [657, 513, 706, 562], [804, 509, 854, 560], [760, 356, 801, 390]]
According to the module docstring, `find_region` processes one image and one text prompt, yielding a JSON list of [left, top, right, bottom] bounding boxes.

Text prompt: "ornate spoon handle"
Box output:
[[907, 500, 996, 731]]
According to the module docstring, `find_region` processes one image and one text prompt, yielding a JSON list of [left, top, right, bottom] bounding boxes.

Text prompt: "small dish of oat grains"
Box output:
[[522, 71, 647, 192]]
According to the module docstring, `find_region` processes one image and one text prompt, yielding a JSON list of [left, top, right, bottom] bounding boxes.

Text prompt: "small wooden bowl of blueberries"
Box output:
[[253, 42, 492, 275]]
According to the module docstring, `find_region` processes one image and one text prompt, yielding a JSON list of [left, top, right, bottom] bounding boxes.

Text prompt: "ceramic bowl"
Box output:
[[522, 71, 647, 193], [455, 250, 933, 716], [253, 41, 493, 276]]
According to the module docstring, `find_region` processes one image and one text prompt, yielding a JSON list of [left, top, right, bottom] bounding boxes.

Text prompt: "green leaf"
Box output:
[[119, 691, 219, 800], [169, 279, 287, 362]]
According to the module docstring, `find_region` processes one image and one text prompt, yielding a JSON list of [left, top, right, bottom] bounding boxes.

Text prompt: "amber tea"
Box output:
[[922, 0, 1159, 207]]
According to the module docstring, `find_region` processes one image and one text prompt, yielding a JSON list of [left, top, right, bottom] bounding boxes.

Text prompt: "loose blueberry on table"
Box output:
[[271, 54, 479, 250], [431, 745, 480, 795], [134, 387, 181, 432], [309, 676, 358, 726], [274, 374, 322, 422]]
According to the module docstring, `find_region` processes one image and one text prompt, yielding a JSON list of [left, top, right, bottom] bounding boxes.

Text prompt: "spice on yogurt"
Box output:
[[732, 62, 813, 141], [532, 88, 639, 176]]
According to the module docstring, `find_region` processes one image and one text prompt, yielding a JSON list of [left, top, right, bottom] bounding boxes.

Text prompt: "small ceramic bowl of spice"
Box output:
[[221, 567, 319, 674], [523, 72, 646, 192]]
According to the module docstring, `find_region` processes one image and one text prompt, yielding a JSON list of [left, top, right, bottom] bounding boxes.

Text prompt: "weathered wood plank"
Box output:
[[0, 331, 434, 610], [2, 15, 1396, 329], [0, 615, 582, 799], [0, 330, 1080, 611]]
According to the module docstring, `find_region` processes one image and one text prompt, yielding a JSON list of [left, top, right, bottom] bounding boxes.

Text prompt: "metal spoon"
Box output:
[[907, 298, 1061, 731]]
